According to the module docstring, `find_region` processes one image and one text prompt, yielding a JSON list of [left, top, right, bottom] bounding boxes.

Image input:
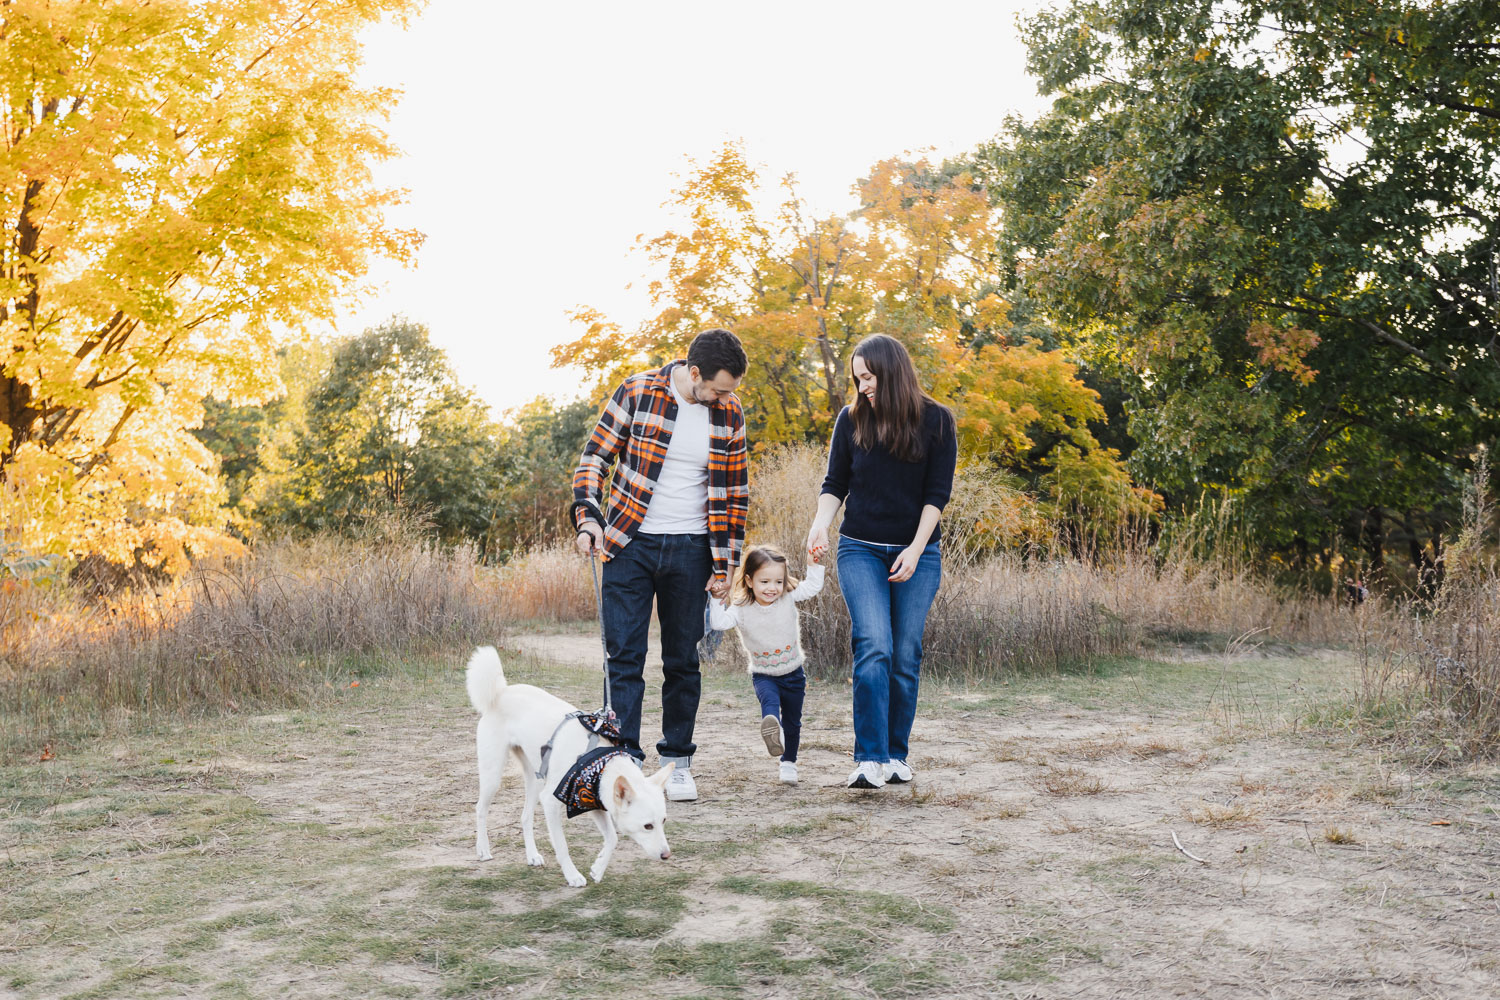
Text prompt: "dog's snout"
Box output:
[[660, 848, 671, 861]]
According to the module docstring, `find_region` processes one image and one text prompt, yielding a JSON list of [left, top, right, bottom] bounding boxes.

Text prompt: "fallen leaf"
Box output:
[[39, 743, 54, 762], [349, 680, 360, 688], [1430, 819, 1451, 826]]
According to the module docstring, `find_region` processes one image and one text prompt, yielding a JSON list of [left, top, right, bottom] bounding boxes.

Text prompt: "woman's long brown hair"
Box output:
[[849, 334, 950, 463]]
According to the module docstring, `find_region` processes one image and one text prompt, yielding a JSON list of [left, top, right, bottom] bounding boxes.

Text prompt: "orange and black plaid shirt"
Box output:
[[572, 361, 748, 580]]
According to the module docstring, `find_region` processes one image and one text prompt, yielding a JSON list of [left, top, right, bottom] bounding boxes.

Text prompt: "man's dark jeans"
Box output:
[[600, 532, 712, 765]]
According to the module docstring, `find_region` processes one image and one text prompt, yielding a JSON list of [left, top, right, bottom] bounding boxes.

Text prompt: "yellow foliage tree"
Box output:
[[0, 0, 422, 570], [555, 141, 1154, 522]]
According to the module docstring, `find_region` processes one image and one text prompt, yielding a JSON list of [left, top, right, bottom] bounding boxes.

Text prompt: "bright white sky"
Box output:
[[340, 0, 1051, 417]]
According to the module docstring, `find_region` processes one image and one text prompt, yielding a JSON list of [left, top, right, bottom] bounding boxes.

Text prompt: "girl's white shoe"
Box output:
[[779, 761, 798, 785], [760, 715, 784, 756]]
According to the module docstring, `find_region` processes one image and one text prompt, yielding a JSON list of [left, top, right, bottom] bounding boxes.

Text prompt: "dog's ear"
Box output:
[[647, 763, 675, 789], [612, 773, 634, 806]]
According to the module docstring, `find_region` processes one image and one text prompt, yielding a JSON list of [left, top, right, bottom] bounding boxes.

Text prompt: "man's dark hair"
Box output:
[[686, 328, 747, 380]]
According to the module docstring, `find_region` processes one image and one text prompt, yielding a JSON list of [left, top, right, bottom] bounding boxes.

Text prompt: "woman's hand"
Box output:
[[888, 544, 922, 583], [805, 523, 829, 562]]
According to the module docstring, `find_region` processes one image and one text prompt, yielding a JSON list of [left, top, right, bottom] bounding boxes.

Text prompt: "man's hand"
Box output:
[[575, 522, 604, 557], [706, 574, 730, 600]]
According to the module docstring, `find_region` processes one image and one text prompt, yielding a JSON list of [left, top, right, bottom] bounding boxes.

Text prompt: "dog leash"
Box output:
[[589, 551, 613, 720]]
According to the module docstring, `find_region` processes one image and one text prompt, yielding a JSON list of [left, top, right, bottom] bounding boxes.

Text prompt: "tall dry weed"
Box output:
[[724, 444, 1350, 678], [1400, 455, 1500, 756], [490, 542, 598, 623], [1, 512, 506, 738]]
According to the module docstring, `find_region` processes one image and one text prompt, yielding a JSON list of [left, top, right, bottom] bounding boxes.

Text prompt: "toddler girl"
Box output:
[[708, 544, 824, 784]]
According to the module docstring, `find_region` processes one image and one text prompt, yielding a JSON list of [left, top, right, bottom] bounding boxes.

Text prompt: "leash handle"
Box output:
[[589, 553, 613, 720]]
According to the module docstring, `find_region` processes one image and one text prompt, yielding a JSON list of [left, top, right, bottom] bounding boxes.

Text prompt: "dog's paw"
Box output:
[[589, 863, 607, 883], [476, 849, 493, 862], [526, 852, 545, 867], [564, 871, 588, 888]]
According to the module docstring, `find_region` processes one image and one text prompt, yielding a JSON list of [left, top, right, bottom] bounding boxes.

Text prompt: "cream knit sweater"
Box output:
[[706, 564, 824, 676]]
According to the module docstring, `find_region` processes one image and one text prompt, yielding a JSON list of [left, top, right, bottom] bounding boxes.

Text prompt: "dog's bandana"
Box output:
[[554, 746, 635, 818]]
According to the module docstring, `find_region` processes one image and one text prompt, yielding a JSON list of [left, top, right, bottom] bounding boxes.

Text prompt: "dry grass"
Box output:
[[1037, 766, 1109, 796], [1183, 800, 1258, 827], [0, 513, 506, 743], [1350, 458, 1500, 760], [718, 443, 1357, 681], [1130, 738, 1184, 758], [489, 542, 597, 623]]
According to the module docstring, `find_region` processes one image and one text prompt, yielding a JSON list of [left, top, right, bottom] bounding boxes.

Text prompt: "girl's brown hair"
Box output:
[[849, 333, 952, 463], [731, 545, 800, 605]]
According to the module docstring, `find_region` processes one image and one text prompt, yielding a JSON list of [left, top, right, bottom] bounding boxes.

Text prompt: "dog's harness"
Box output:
[[537, 711, 632, 818], [535, 710, 621, 780]]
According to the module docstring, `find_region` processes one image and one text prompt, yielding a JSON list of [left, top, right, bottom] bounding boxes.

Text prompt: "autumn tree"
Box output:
[[555, 142, 1150, 519], [0, 0, 421, 570], [979, 0, 1500, 576]]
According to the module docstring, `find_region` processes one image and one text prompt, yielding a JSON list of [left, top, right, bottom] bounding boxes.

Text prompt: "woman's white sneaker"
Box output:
[[760, 715, 784, 757], [847, 761, 885, 789], [882, 759, 913, 784], [779, 761, 798, 785]]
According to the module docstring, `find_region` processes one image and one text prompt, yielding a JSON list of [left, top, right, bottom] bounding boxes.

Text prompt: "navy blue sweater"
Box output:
[[820, 403, 958, 546]]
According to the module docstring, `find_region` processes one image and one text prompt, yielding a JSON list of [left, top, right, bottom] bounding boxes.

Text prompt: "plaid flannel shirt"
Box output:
[[572, 361, 748, 580]]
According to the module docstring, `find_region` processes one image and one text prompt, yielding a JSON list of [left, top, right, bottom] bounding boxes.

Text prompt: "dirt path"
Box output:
[[6, 640, 1499, 998], [262, 641, 1500, 997]]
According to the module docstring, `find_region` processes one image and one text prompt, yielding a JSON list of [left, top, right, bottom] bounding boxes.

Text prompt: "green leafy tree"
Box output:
[[486, 397, 596, 559], [255, 319, 502, 546], [195, 340, 331, 523], [979, 0, 1499, 575]]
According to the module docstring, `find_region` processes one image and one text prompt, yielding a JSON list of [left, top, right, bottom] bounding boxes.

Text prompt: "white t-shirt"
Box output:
[[639, 369, 710, 534]]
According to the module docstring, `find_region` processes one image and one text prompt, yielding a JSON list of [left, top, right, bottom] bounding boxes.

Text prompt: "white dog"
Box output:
[[465, 646, 674, 887]]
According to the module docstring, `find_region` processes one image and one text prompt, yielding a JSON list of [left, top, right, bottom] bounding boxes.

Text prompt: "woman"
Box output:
[[805, 334, 957, 789]]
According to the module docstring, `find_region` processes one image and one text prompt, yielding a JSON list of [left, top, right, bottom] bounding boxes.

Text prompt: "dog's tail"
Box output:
[[465, 646, 507, 715]]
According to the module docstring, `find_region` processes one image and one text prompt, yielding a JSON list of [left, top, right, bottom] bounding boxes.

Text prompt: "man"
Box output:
[[571, 328, 749, 802]]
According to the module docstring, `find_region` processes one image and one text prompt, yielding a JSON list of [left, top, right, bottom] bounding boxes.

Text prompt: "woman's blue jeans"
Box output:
[[836, 537, 942, 764]]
